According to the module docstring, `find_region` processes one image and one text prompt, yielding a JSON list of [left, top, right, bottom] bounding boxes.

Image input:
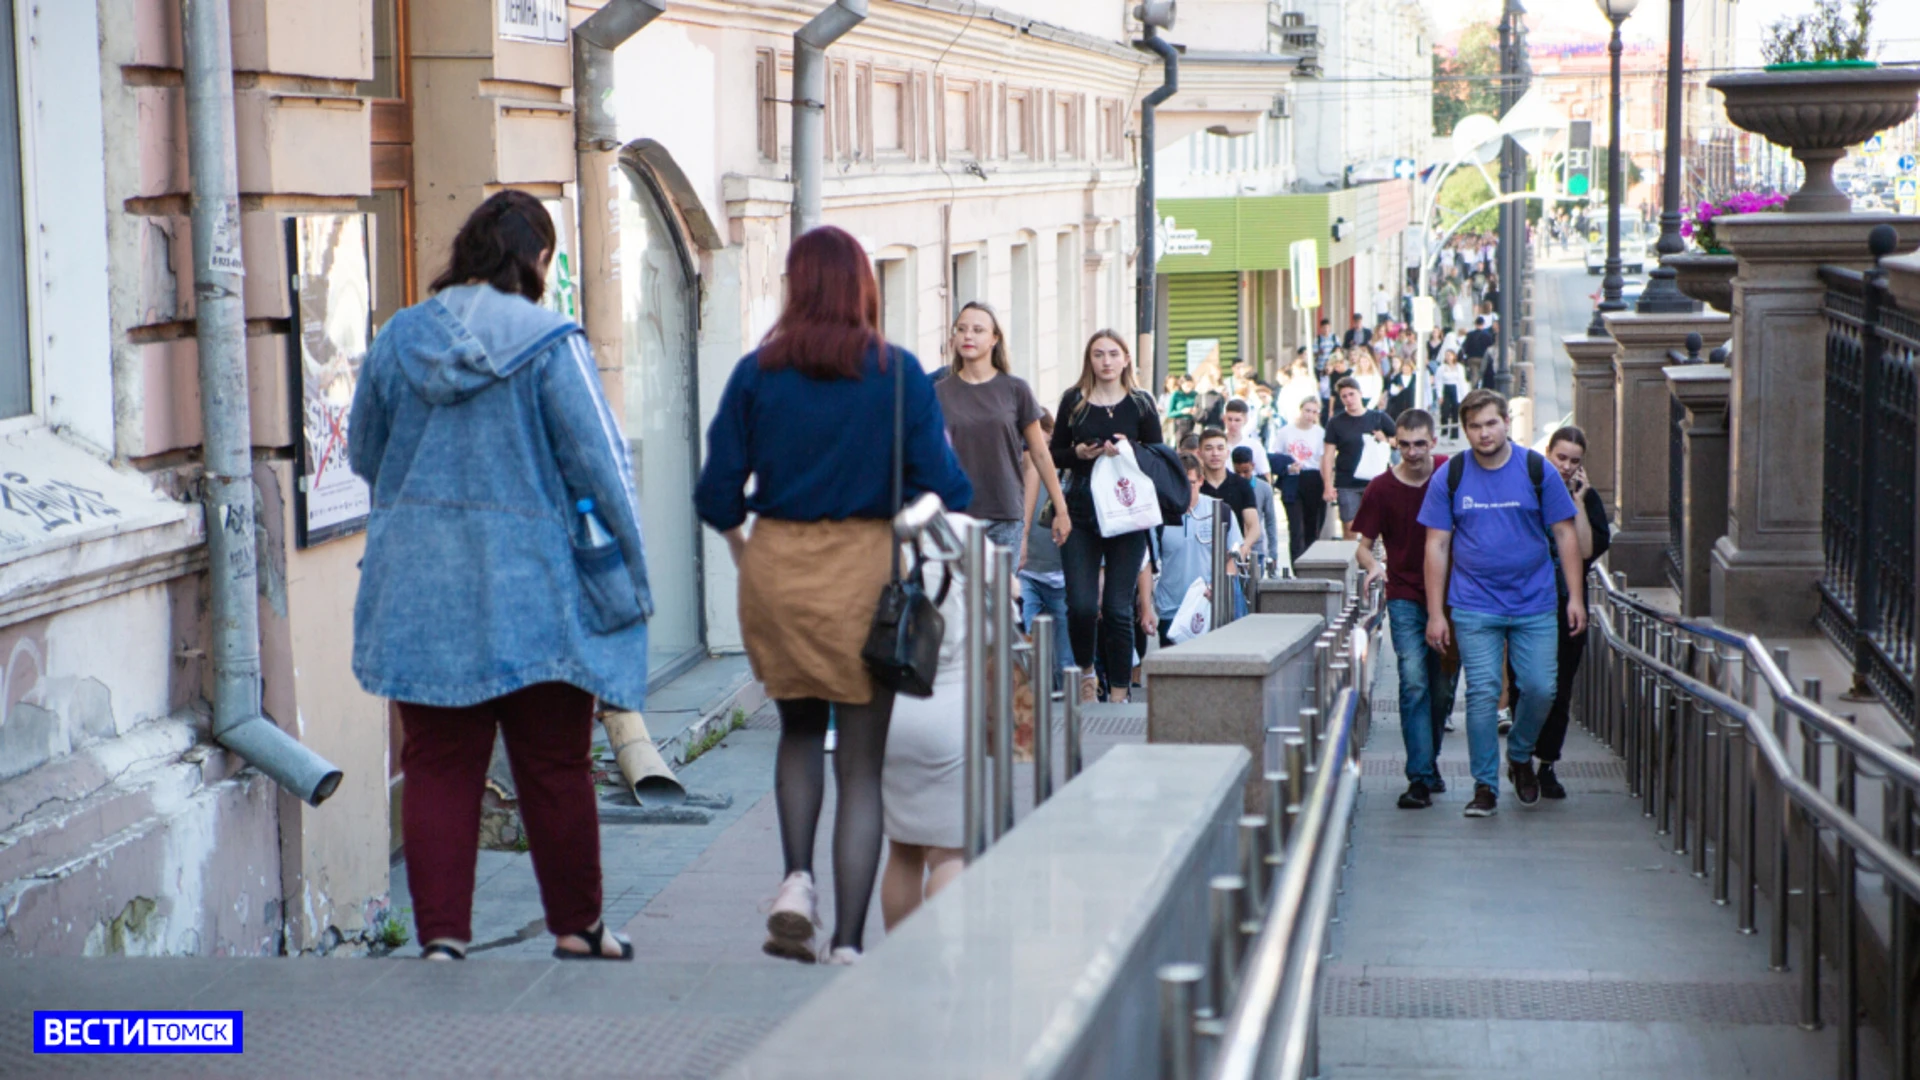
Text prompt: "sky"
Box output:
[[1424, 0, 1920, 65]]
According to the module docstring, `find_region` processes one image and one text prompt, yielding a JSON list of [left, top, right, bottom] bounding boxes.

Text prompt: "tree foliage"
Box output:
[[1436, 166, 1500, 235], [1762, 0, 1875, 64], [1432, 23, 1502, 137]]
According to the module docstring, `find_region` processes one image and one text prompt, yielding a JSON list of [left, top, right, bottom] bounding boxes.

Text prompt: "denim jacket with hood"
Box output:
[[349, 283, 653, 711]]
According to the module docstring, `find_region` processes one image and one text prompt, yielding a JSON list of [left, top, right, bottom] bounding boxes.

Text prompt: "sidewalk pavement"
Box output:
[[0, 688, 1145, 1077], [1322, 635, 1862, 1078]]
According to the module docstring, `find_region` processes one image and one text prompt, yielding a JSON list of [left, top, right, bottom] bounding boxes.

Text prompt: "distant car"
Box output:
[[1585, 209, 1648, 275]]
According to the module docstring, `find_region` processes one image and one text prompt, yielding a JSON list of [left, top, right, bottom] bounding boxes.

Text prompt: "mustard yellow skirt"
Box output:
[[737, 517, 893, 705]]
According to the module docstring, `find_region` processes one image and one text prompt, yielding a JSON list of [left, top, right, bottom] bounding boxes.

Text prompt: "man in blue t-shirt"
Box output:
[[1418, 389, 1586, 817]]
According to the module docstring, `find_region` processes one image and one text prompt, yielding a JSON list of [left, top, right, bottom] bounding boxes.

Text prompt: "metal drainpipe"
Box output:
[[573, 0, 667, 404], [791, 0, 869, 238], [181, 0, 341, 805], [1134, 30, 1177, 383]]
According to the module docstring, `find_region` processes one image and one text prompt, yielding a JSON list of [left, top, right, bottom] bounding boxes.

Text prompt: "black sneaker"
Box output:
[[1464, 783, 1498, 817], [1397, 781, 1432, 809], [1538, 762, 1566, 800], [1509, 759, 1540, 806], [1429, 775, 1448, 794]]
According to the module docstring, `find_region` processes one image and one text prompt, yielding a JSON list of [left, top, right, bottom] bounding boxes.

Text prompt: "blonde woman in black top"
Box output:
[[1048, 330, 1163, 703]]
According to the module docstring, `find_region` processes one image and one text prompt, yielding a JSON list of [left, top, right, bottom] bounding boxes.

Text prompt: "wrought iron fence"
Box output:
[[1818, 228, 1917, 729]]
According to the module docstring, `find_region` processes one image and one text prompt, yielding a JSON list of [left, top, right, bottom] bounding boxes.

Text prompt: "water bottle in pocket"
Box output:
[[571, 497, 643, 633]]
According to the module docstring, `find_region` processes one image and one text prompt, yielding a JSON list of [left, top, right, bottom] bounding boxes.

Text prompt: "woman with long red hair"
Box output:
[[695, 226, 970, 965]]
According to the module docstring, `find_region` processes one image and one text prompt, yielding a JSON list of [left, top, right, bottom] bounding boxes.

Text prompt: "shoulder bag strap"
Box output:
[[890, 345, 906, 582]]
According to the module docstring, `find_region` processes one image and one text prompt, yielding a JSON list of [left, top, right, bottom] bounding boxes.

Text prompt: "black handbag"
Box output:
[[861, 348, 946, 698]]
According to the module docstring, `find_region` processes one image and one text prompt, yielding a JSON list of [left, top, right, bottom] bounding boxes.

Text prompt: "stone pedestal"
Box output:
[[1255, 577, 1342, 625], [1564, 334, 1621, 509], [1711, 213, 1920, 636], [1293, 539, 1359, 603], [1600, 310, 1732, 587], [1145, 615, 1323, 812], [1664, 364, 1733, 616]]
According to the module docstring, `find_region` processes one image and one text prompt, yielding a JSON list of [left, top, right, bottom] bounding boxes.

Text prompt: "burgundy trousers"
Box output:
[[398, 682, 601, 946]]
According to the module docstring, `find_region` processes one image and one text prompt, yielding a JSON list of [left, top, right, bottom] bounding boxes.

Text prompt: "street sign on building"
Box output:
[[1900, 177, 1918, 216], [1901, 155, 1918, 173], [500, 0, 569, 44], [1289, 239, 1320, 309]]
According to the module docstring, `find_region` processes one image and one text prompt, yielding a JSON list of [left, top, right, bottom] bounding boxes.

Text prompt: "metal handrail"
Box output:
[[1595, 571, 1920, 793], [1584, 565, 1920, 1078], [1200, 583, 1388, 1080], [892, 493, 1076, 862]]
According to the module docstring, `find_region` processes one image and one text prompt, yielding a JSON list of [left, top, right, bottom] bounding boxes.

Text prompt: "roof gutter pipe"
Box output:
[[791, 0, 869, 237], [182, 0, 342, 805], [573, 0, 668, 404], [1135, 21, 1177, 385]]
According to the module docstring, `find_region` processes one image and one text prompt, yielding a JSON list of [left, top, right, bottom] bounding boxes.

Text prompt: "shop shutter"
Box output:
[[1165, 272, 1240, 377]]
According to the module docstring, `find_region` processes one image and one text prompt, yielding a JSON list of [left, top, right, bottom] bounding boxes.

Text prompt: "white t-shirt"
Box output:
[[1272, 422, 1326, 472]]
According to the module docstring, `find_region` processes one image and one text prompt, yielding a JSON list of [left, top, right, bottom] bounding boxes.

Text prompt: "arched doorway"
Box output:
[[618, 165, 703, 682]]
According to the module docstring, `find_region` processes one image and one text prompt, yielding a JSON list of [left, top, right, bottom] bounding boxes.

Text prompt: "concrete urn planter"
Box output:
[[1708, 68, 1920, 213], [1663, 253, 1737, 314]]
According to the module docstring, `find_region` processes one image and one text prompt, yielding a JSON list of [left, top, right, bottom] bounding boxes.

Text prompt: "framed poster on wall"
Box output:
[[285, 213, 375, 548]]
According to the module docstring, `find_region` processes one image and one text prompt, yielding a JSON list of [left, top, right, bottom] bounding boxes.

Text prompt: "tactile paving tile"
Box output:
[[1320, 974, 1815, 1025], [0, 1010, 779, 1078], [1365, 757, 1625, 780]]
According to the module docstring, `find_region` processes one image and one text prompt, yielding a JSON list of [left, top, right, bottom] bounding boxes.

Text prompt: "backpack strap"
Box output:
[[1525, 448, 1545, 510], [1446, 453, 1465, 502]]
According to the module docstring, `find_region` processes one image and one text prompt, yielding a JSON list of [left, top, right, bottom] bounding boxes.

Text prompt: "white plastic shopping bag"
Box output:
[[1090, 438, 1163, 537], [1353, 438, 1392, 482], [1168, 577, 1211, 644]]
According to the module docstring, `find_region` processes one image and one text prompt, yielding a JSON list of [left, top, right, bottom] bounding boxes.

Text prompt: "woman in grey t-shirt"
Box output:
[[937, 301, 1071, 553]]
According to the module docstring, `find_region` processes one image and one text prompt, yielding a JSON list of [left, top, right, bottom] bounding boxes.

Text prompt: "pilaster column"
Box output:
[[1664, 364, 1732, 616], [1711, 213, 1920, 636], [1600, 310, 1731, 587], [1563, 335, 1621, 508]]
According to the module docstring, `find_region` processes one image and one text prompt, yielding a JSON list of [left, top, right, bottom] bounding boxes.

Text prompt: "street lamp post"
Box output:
[[1635, 0, 1696, 313], [1586, 0, 1638, 338]]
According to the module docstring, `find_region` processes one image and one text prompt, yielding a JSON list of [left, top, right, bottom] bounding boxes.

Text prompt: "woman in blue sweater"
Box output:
[[695, 226, 970, 965]]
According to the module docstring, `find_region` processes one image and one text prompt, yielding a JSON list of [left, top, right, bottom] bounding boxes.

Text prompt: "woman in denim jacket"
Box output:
[[349, 192, 650, 963]]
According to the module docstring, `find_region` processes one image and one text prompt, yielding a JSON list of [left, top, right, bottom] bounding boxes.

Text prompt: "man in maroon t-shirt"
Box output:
[[1351, 409, 1459, 809]]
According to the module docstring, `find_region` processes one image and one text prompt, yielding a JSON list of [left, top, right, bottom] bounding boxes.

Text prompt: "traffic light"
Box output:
[[1567, 120, 1592, 198]]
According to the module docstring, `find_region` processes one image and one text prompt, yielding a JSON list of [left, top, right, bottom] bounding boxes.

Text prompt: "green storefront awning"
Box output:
[[1156, 188, 1368, 274]]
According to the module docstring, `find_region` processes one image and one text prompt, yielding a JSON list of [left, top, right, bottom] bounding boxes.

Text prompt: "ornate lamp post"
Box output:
[[1586, 0, 1639, 337], [1636, 0, 1695, 312]]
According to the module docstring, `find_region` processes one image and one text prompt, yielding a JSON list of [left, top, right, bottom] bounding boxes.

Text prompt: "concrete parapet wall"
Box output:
[[1293, 539, 1359, 602], [1255, 576, 1342, 625], [724, 744, 1251, 1080], [1145, 614, 1324, 811]]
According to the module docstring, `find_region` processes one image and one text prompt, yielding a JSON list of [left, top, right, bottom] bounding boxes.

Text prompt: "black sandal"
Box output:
[[553, 921, 633, 961], [421, 940, 467, 961]]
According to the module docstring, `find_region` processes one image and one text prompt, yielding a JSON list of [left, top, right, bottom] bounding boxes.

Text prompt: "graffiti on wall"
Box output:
[[0, 472, 124, 552]]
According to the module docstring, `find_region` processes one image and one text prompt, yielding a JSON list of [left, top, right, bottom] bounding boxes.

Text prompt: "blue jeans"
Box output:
[[1452, 608, 1559, 789], [1388, 600, 1457, 787], [1020, 575, 1070, 689]]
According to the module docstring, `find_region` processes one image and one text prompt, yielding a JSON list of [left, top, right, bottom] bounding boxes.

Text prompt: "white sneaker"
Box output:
[[822, 945, 861, 966], [763, 871, 818, 964], [1496, 708, 1513, 736]]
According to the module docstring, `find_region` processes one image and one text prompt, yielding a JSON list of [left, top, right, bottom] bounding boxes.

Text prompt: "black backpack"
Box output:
[[1445, 447, 1545, 509]]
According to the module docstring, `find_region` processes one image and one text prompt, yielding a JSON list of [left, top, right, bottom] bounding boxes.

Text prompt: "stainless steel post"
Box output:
[[991, 545, 1017, 840], [1158, 963, 1203, 1080], [1770, 648, 1792, 971], [1654, 674, 1673, 837], [1283, 737, 1308, 842], [1062, 664, 1084, 780], [1314, 640, 1333, 719], [1895, 784, 1914, 1080], [964, 525, 989, 860], [1238, 816, 1270, 920], [1265, 772, 1289, 855], [1211, 501, 1233, 629], [1714, 711, 1732, 904], [1032, 614, 1056, 806], [1801, 677, 1824, 1031], [1837, 745, 1858, 1080], [1299, 708, 1322, 767], [1208, 875, 1246, 1013]]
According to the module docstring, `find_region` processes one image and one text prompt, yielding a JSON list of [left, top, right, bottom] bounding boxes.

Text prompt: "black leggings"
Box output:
[[1059, 522, 1148, 694], [772, 692, 894, 951]]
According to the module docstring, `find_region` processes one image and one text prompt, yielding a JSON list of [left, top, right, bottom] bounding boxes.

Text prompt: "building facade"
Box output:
[[1151, 0, 1429, 381]]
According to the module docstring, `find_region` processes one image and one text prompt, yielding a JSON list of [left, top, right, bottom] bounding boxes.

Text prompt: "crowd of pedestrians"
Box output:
[[349, 204, 1599, 975]]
